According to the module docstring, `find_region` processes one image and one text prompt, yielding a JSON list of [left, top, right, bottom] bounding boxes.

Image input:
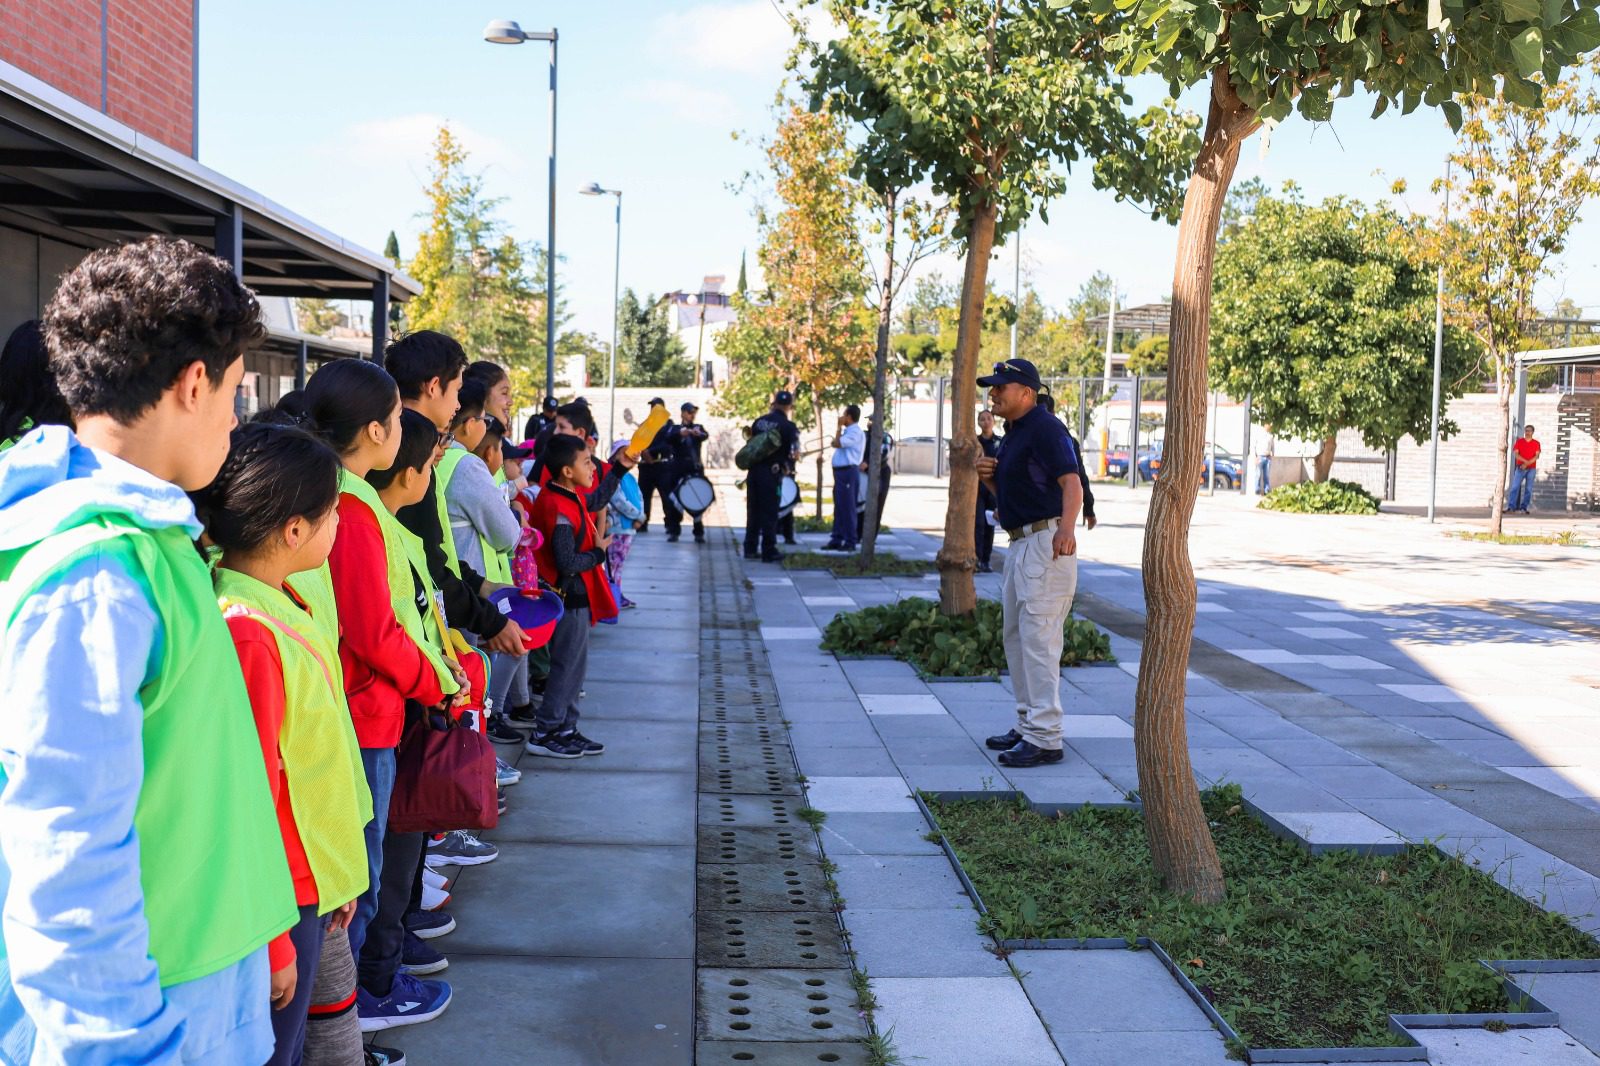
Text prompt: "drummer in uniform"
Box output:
[[744, 389, 800, 563], [662, 401, 711, 543], [637, 395, 673, 533]]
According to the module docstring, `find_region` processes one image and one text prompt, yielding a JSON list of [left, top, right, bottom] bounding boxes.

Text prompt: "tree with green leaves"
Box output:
[[596, 290, 695, 388], [806, 0, 1197, 615], [383, 231, 402, 266], [293, 297, 345, 336], [1421, 55, 1600, 535], [1104, 0, 1600, 903], [1212, 192, 1479, 480]]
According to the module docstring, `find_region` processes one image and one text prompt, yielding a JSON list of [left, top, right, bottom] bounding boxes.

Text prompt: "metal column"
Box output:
[[1241, 394, 1253, 494], [295, 339, 308, 391], [934, 376, 947, 479], [1128, 374, 1141, 489], [214, 205, 243, 276], [371, 277, 388, 366]]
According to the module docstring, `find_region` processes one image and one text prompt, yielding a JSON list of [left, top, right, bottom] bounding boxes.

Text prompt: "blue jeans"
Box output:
[[1508, 466, 1535, 511], [348, 746, 395, 961], [1257, 456, 1271, 494], [831, 464, 860, 547]]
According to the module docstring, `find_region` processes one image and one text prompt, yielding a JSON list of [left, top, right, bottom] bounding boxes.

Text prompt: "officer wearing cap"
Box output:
[[663, 401, 710, 543], [973, 358, 1083, 768], [638, 395, 672, 532], [745, 389, 800, 562], [523, 394, 559, 441]]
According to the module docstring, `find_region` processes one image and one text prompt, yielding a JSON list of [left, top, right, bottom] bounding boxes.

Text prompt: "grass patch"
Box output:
[[822, 596, 1112, 677], [927, 786, 1599, 1051], [1451, 529, 1586, 546], [790, 512, 893, 534], [782, 550, 932, 576], [1259, 479, 1380, 515]]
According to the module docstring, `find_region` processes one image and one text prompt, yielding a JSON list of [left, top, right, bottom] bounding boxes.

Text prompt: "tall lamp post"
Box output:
[[581, 181, 623, 443], [484, 18, 559, 401]]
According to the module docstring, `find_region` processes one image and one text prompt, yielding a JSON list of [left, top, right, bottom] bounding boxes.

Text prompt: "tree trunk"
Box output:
[[1490, 359, 1511, 536], [937, 199, 998, 617], [1137, 70, 1257, 905], [1312, 436, 1337, 482], [816, 422, 825, 520], [860, 193, 898, 567]]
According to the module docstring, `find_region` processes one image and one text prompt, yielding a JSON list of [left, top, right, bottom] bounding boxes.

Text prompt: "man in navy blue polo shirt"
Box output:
[[974, 358, 1083, 768]]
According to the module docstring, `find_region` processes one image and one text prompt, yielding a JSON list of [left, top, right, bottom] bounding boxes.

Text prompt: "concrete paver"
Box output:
[[872, 977, 1065, 1066]]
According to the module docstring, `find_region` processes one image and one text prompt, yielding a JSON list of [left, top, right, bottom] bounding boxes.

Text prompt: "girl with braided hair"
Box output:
[[192, 421, 372, 1065]]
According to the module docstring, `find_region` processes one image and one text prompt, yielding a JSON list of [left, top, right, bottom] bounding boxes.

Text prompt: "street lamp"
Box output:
[[581, 181, 623, 443], [484, 18, 560, 401]]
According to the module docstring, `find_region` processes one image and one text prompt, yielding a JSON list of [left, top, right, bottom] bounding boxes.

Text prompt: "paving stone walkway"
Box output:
[[728, 505, 1600, 1065]]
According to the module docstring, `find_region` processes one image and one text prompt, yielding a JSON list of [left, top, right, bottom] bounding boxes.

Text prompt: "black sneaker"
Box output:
[[744, 552, 760, 560], [525, 730, 585, 759], [404, 909, 455, 939], [486, 714, 525, 745], [498, 788, 508, 816], [666, 532, 680, 542], [507, 701, 538, 723], [562, 729, 605, 756], [366, 1045, 407, 1066], [985, 729, 1022, 751], [783, 537, 799, 545], [821, 540, 844, 551], [761, 553, 785, 563], [997, 740, 1064, 768], [401, 931, 448, 975]]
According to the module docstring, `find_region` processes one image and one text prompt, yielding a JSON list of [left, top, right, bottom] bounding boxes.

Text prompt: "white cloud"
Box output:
[[633, 79, 740, 127], [654, 0, 838, 76], [325, 112, 520, 179]]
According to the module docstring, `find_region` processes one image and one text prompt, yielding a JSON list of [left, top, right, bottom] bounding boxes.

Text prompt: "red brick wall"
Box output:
[[0, 0, 195, 157]]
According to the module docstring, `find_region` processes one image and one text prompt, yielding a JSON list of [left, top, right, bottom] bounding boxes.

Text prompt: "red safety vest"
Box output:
[[528, 482, 618, 624]]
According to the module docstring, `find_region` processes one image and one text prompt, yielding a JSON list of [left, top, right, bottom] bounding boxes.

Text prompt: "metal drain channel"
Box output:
[[695, 522, 871, 1065]]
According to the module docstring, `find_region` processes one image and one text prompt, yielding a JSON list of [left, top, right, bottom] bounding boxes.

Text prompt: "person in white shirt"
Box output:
[[824, 404, 866, 551]]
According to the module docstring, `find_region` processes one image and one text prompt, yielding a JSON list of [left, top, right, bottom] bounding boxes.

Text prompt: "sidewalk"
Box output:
[[727, 494, 1600, 1063], [387, 532, 700, 1065]]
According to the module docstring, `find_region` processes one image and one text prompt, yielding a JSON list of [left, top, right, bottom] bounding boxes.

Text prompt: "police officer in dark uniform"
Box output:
[[523, 395, 559, 441], [744, 389, 800, 562], [856, 412, 894, 543], [662, 401, 710, 543], [637, 396, 673, 533]]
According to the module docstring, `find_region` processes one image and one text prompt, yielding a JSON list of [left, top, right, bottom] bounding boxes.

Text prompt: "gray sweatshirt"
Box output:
[[444, 444, 521, 576]]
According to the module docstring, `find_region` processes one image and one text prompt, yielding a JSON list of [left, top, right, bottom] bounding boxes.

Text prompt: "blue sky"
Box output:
[[198, 0, 1600, 342]]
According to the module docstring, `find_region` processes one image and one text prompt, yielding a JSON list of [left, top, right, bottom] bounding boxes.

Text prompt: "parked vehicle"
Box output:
[[1143, 446, 1243, 490], [1104, 447, 1158, 479]]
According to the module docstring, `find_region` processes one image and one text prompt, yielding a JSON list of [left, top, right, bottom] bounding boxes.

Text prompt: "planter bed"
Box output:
[[915, 787, 1599, 1061]]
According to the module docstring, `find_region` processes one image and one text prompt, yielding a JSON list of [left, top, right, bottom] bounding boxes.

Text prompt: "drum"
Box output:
[[670, 474, 717, 516], [777, 475, 801, 518]]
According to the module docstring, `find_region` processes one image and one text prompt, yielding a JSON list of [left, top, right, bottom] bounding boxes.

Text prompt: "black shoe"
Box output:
[[744, 552, 760, 560], [404, 909, 456, 939], [666, 532, 680, 542], [694, 533, 706, 544], [985, 729, 1022, 751], [761, 553, 785, 564], [508, 701, 538, 723], [783, 537, 799, 545], [498, 788, 508, 816], [821, 540, 844, 551], [401, 930, 448, 975], [997, 740, 1064, 768], [637, 522, 649, 534], [366, 1044, 407, 1066], [562, 729, 605, 755], [525, 730, 586, 759], [486, 714, 525, 744], [977, 562, 993, 573]]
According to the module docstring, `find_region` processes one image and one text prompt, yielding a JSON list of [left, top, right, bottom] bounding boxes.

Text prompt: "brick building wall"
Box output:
[[1328, 393, 1600, 512], [0, 0, 195, 156]]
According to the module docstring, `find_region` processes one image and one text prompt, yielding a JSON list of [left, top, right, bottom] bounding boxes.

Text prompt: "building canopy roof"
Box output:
[[0, 62, 418, 303], [1085, 302, 1169, 336]]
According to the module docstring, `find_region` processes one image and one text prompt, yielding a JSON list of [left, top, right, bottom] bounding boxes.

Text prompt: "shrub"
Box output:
[[821, 596, 1112, 677], [1260, 478, 1380, 515]]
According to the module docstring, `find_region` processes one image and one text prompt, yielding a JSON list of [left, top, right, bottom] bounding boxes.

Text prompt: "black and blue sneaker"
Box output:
[[561, 729, 605, 756], [400, 931, 447, 976], [356, 972, 451, 1032], [403, 909, 455, 940], [525, 730, 585, 759]]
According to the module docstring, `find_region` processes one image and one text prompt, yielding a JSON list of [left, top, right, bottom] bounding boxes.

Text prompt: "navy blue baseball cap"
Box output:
[[977, 358, 1042, 390], [773, 389, 794, 406]]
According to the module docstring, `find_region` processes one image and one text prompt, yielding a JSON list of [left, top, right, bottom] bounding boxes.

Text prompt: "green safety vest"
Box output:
[[439, 449, 512, 585], [339, 469, 459, 696], [215, 568, 373, 915], [0, 515, 298, 986]]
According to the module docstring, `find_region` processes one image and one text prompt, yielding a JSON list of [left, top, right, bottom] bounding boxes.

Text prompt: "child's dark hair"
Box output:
[[542, 433, 586, 480], [556, 400, 596, 438], [44, 237, 265, 421], [384, 330, 468, 400], [0, 320, 72, 442], [191, 423, 341, 554], [464, 360, 509, 390], [452, 378, 488, 431], [282, 359, 399, 454], [366, 408, 438, 492]]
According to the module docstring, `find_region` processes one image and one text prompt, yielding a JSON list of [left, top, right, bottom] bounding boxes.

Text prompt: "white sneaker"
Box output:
[[421, 882, 451, 911], [422, 867, 449, 891]]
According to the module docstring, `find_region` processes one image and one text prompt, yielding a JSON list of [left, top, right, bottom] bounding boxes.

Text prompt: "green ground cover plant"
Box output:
[[782, 551, 932, 577], [791, 513, 892, 534], [928, 786, 1599, 1050], [821, 597, 1112, 677], [1451, 530, 1586, 547], [1259, 479, 1380, 515]]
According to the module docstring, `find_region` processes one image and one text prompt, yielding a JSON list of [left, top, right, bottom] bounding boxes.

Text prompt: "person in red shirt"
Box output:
[[196, 422, 370, 1066], [1509, 424, 1540, 514]]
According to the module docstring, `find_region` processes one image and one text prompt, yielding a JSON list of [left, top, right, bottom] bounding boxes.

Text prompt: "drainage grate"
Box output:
[[694, 1041, 873, 1065], [699, 793, 808, 827], [697, 826, 819, 864], [696, 912, 850, 969], [700, 741, 792, 770], [708, 722, 787, 746], [697, 863, 833, 911], [708, 765, 804, 796], [695, 969, 868, 1043]]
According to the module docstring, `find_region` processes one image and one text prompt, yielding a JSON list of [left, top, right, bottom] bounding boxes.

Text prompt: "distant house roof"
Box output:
[[1085, 302, 1169, 336]]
